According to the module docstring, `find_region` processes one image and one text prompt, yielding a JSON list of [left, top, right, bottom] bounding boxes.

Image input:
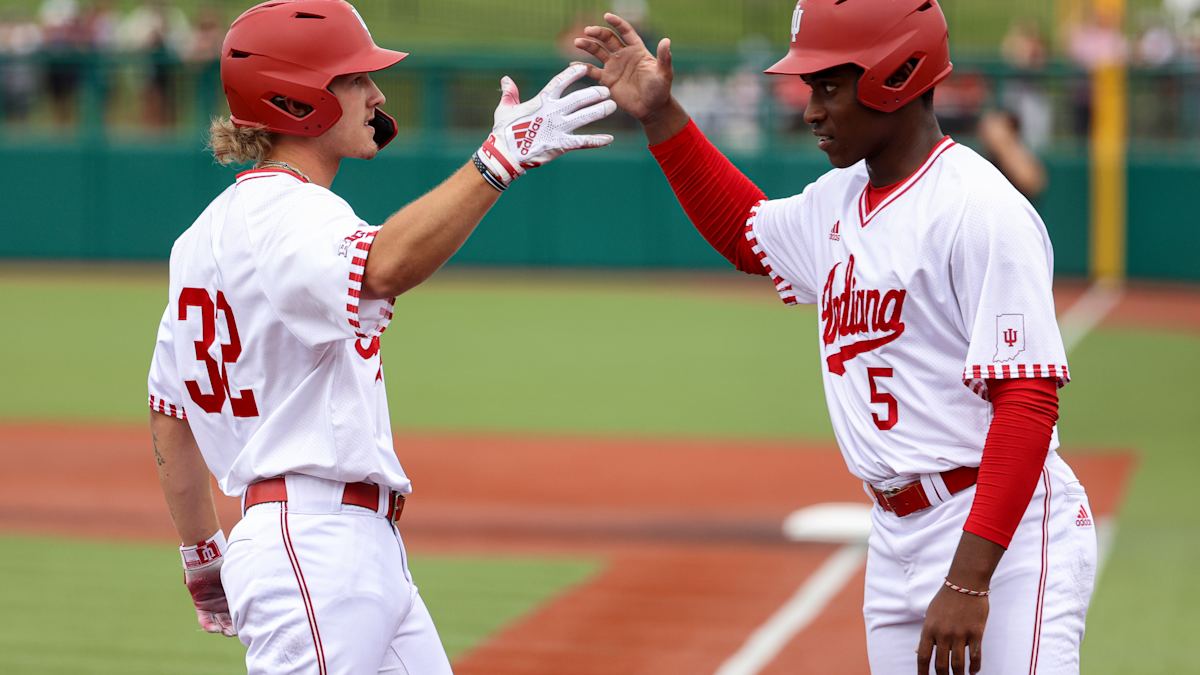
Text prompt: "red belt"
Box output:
[[244, 477, 405, 523], [871, 466, 978, 517]]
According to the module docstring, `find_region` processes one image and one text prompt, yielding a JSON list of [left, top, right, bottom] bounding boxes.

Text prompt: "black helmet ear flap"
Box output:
[[369, 109, 398, 149]]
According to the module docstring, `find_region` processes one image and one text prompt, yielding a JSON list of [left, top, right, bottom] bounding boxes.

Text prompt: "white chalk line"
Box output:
[[713, 544, 867, 675], [714, 281, 1123, 675], [1060, 281, 1124, 354]]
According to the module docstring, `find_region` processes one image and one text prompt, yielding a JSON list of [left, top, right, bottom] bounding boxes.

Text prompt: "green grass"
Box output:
[[0, 272, 833, 438], [0, 533, 598, 673], [1055, 328, 1200, 674], [2, 271, 1199, 673]]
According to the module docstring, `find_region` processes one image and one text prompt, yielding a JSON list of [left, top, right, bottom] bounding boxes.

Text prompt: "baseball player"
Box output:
[[146, 1, 616, 672], [574, 2, 1096, 673]]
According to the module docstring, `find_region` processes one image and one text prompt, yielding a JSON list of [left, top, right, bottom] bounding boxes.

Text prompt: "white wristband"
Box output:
[[180, 530, 227, 570]]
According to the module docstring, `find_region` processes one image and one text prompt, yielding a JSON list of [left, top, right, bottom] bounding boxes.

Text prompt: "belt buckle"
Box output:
[[875, 482, 914, 511], [388, 492, 406, 523]]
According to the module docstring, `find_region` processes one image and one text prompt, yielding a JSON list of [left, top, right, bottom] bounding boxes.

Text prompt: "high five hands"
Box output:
[[573, 13, 690, 143]]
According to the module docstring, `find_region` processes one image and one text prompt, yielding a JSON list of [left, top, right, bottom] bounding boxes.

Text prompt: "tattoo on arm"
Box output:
[[152, 429, 166, 467]]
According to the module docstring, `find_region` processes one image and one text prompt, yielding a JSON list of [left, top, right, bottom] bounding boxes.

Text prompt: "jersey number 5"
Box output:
[[867, 367, 898, 431], [179, 288, 260, 417]]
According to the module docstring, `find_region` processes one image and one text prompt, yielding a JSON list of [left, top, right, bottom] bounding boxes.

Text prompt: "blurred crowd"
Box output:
[[558, 1, 1200, 163], [5, 0, 1200, 154], [0, 0, 224, 127]]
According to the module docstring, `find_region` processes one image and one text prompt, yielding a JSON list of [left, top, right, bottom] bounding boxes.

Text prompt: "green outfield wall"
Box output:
[[3, 141, 1196, 281], [1, 51, 1196, 281]]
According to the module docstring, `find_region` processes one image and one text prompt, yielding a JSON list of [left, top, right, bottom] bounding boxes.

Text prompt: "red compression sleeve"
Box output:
[[964, 377, 1060, 548], [649, 120, 768, 275]]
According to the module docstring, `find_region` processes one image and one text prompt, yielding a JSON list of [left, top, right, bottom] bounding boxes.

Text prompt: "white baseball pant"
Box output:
[[864, 451, 1097, 674], [221, 474, 453, 674]]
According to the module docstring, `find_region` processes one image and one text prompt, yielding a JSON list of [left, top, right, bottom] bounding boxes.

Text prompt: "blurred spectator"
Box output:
[[118, 1, 192, 128], [186, 5, 225, 123], [977, 109, 1047, 202], [771, 75, 810, 133], [0, 11, 42, 123], [1000, 18, 1052, 150], [1067, 8, 1129, 136], [720, 66, 766, 151], [933, 70, 988, 137], [187, 6, 224, 64], [82, 0, 120, 121], [558, 12, 595, 61], [40, 0, 87, 127], [1165, 0, 1200, 28], [1135, 18, 1180, 66], [673, 71, 724, 136], [612, 0, 659, 50], [1183, 18, 1200, 61], [84, 0, 119, 52]]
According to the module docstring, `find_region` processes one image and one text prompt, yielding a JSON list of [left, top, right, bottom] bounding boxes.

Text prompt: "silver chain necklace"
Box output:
[[256, 159, 311, 182]]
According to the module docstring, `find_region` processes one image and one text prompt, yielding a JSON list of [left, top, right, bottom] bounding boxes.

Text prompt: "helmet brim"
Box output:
[[339, 46, 408, 76], [764, 52, 856, 77]]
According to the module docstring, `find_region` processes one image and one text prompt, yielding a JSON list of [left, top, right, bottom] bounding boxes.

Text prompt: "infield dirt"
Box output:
[[0, 425, 1133, 674]]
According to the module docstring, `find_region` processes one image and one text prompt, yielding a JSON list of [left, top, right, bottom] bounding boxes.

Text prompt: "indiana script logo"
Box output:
[[820, 255, 907, 375]]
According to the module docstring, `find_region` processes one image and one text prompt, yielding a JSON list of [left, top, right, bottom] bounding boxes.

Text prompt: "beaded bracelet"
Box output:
[[944, 578, 990, 597]]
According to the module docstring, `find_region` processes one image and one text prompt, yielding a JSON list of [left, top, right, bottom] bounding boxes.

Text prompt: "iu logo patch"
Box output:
[[1075, 505, 1093, 528], [791, 2, 804, 42], [993, 314, 1026, 362]]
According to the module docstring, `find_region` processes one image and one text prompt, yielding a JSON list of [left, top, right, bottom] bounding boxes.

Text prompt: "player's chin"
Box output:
[[822, 147, 861, 170], [351, 139, 380, 160]]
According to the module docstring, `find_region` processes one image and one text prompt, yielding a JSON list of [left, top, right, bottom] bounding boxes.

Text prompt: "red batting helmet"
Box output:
[[221, 0, 407, 148], [765, 0, 953, 113]]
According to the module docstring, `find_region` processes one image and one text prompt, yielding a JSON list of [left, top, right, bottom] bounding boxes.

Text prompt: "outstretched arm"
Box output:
[[150, 411, 235, 637], [362, 64, 616, 299], [575, 14, 768, 275]]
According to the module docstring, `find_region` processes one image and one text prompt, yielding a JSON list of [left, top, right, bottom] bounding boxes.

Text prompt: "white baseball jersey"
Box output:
[[748, 137, 1069, 485], [147, 168, 410, 497]]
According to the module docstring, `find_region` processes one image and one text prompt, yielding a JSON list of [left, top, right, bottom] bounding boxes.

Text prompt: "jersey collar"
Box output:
[[857, 136, 955, 229], [235, 168, 310, 184]]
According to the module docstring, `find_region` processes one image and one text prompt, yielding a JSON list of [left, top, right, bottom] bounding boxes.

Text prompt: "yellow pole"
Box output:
[[1089, 0, 1127, 283]]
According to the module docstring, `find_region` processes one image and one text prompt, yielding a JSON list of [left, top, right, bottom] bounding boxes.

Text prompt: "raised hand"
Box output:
[[573, 13, 677, 126], [475, 63, 616, 191]]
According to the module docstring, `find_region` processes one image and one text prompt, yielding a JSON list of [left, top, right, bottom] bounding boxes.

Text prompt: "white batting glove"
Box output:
[[475, 63, 617, 191], [180, 531, 236, 637]]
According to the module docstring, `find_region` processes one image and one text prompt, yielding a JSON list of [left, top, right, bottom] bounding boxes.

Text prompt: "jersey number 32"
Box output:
[[179, 287, 260, 418]]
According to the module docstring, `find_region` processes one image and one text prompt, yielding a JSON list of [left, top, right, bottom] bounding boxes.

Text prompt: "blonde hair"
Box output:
[[208, 116, 274, 166]]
